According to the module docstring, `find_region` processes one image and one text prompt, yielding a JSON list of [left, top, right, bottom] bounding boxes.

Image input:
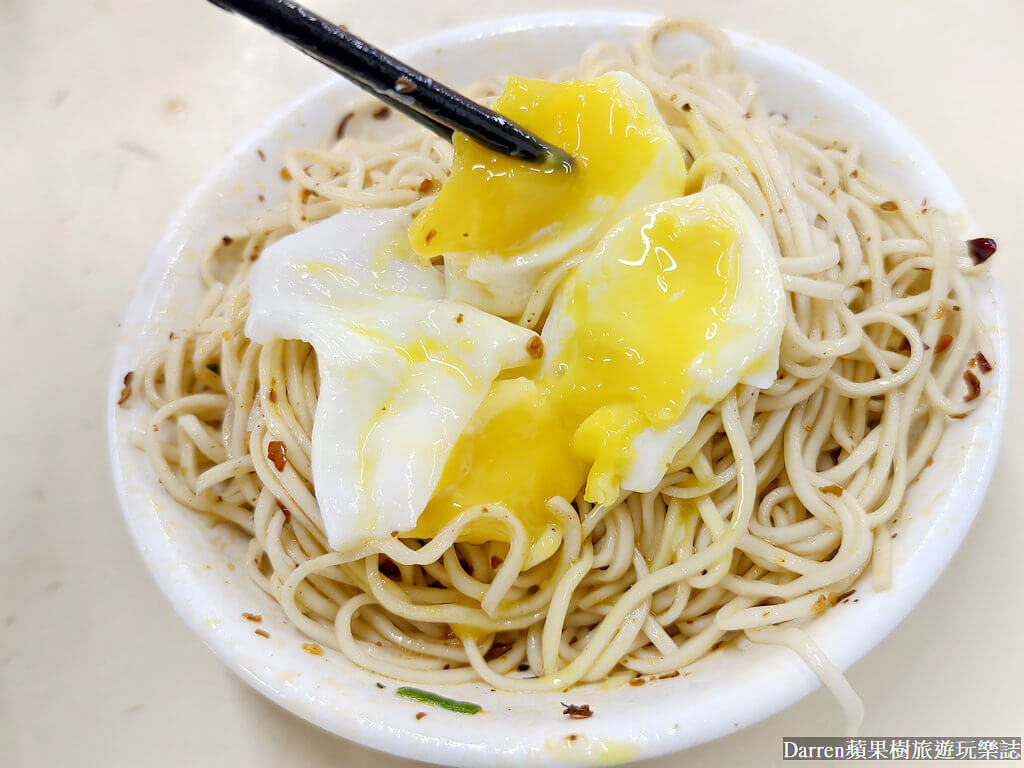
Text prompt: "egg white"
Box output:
[[247, 208, 540, 551]]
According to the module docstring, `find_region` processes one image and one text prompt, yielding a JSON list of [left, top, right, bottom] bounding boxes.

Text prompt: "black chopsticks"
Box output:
[[208, 0, 574, 170]]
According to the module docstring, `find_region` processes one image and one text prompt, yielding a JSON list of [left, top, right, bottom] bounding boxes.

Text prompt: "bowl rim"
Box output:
[[107, 10, 1010, 766]]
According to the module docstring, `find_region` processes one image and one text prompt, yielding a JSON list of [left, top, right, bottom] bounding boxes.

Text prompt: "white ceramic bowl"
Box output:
[[108, 12, 1008, 766]]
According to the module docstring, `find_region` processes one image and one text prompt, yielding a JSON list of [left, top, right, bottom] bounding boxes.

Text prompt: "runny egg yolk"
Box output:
[[410, 210, 738, 545], [408, 75, 670, 258]]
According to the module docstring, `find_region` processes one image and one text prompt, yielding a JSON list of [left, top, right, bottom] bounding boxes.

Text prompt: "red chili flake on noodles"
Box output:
[[963, 370, 981, 402], [526, 336, 544, 359], [267, 441, 287, 471], [562, 703, 593, 719], [484, 643, 511, 661], [117, 371, 134, 406], [276, 501, 291, 523], [966, 237, 997, 264], [974, 352, 992, 373], [335, 112, 354, 139]]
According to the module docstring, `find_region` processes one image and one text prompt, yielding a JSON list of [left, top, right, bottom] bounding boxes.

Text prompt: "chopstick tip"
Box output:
[[545, 147, 575, 173]]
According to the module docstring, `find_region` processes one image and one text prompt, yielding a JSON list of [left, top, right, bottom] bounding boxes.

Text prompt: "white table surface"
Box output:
[[2, 1, 1021, 766]]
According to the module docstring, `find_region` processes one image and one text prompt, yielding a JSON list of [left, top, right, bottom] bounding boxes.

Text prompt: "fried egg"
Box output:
[[248, 67, 782, 561], [415, 186, 785, 553], [409, 72, 687, 319], [246, 208, 541, 551]]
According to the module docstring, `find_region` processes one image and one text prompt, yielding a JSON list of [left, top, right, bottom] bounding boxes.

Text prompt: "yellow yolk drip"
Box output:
[[408, 75, 667, 258], [413, 377, 587, 544], [560, 214, 736, 501], [411, 211, 738, 544]]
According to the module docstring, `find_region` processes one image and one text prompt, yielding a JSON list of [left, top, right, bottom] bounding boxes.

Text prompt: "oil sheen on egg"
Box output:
[[246, 207, 541, 552], [409, 72, 687, 319], [414, 186, 784, 554]]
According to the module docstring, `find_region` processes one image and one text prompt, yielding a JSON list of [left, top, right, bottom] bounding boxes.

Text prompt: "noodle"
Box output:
[[133, 19, 994, 729]]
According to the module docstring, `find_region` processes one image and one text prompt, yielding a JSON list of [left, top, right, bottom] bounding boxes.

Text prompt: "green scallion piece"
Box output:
[[395, 686, 481, 714]]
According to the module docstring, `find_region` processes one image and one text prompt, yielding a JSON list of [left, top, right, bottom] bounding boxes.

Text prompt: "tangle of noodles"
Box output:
[[133, 20, 995, 733]]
